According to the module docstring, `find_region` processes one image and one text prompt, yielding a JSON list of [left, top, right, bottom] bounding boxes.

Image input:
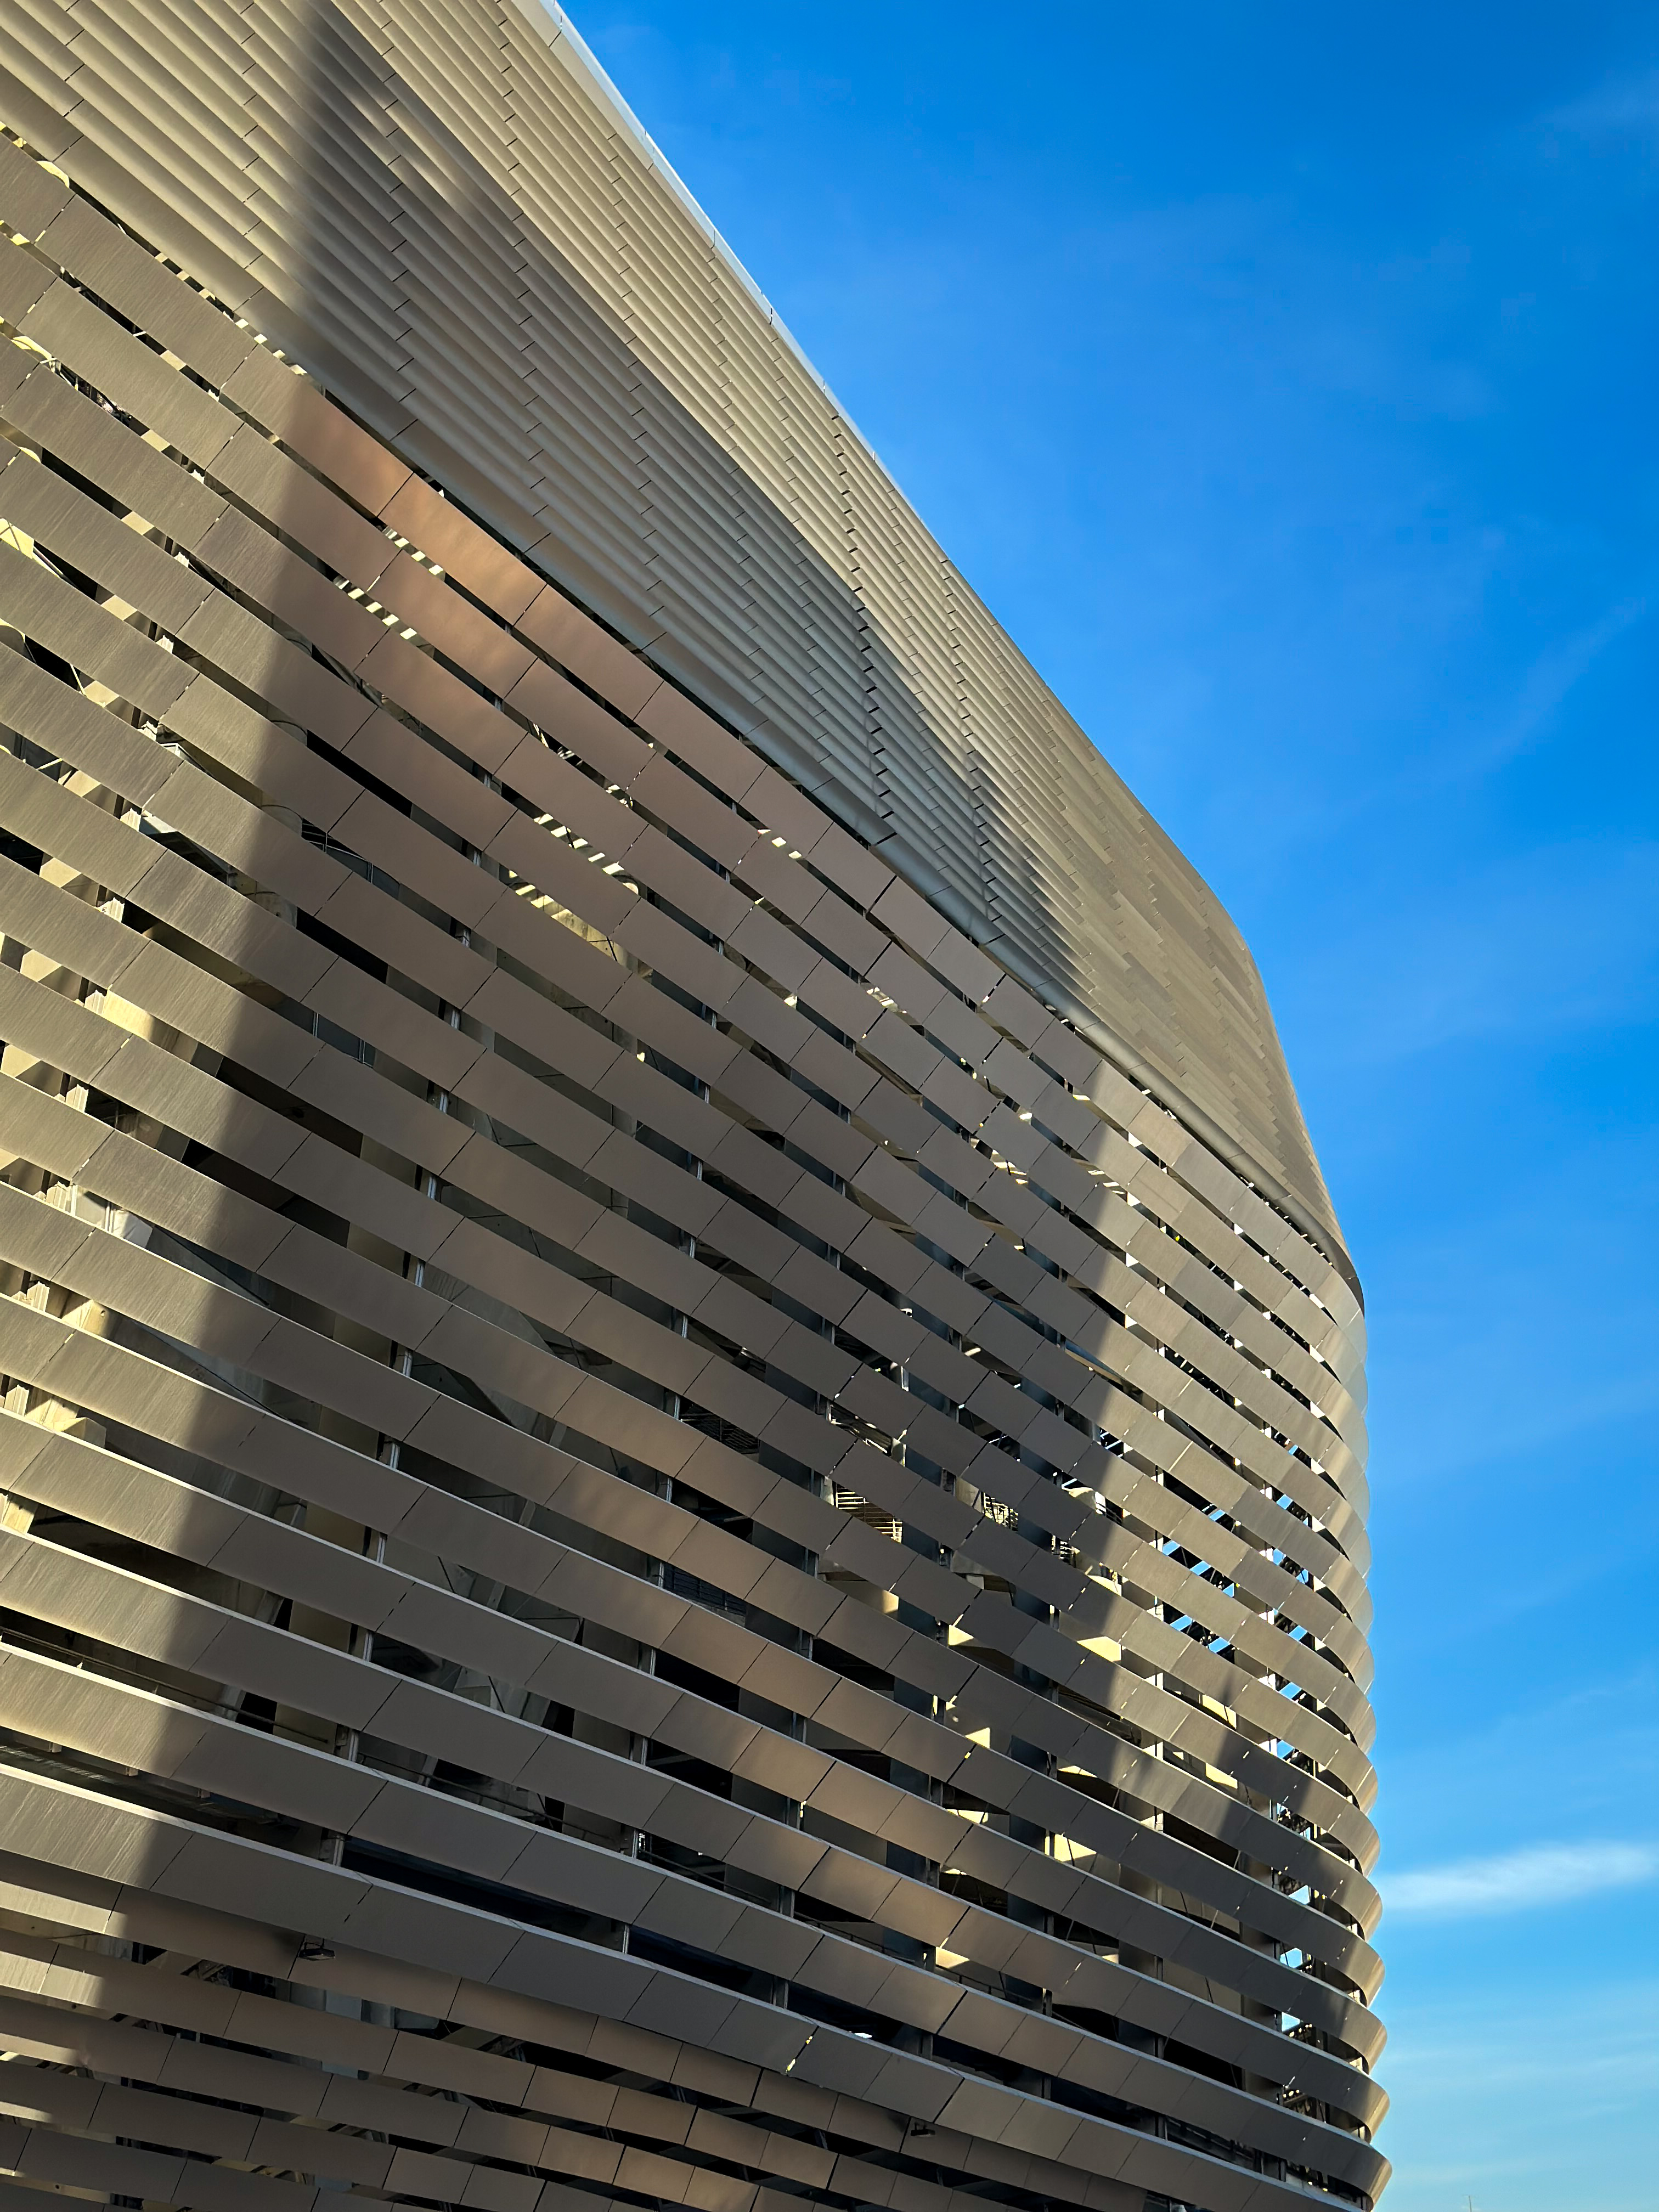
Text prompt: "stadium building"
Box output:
[[0, 8, 1383, 2211]]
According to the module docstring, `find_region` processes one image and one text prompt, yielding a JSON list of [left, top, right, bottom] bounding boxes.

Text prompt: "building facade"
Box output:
[[0, 7, 1383, 2212]]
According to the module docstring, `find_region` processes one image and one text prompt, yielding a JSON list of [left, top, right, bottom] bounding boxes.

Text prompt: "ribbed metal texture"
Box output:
[[0, 0, 1345, 1271], [0, 55, 1383, 2212]]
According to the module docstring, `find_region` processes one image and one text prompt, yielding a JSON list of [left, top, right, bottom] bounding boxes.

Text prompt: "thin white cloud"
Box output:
[[1387, 1839, 1659, 1920], [1549, 72, 1659, 137], [1470, 590, 1653, 778], [1302, 835, 1659, 1071]]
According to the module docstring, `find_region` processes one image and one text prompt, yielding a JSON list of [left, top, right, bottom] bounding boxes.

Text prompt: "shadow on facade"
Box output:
[[267, 0, 1093, 1020]]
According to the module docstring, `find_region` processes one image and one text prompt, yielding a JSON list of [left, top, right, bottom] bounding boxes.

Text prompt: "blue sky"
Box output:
[[563, 5, 1659, 2203]]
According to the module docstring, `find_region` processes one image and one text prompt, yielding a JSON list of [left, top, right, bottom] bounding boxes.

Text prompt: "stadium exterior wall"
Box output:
[[0, 10, 1383, 2212]]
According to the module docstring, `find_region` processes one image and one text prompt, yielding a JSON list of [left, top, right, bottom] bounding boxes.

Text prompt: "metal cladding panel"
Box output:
[[1, 0, 1345, 1272], [0, 31, 1380, 2212]]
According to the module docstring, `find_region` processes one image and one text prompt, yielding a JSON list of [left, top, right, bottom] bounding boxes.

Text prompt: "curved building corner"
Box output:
[[0, 8, 1382, 2212]]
